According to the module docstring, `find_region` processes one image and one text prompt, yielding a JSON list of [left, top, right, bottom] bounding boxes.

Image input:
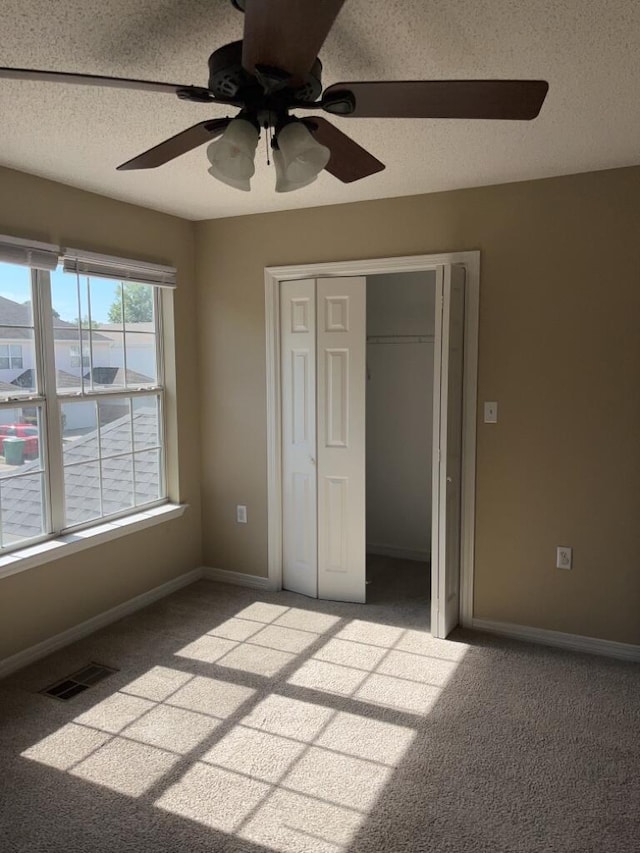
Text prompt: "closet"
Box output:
[[278, 264, 465, 636]]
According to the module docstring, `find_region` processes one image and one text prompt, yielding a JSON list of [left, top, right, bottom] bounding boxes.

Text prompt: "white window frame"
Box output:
[[0, 248, 178, 565]]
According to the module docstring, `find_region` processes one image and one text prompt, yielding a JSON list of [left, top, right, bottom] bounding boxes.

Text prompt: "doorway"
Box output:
[[365, 271, 436, 608], [265, 252, 479, 639]]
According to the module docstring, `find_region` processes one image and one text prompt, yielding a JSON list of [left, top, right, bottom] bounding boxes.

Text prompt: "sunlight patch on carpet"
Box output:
[[156, 691, 415, 852], [19, 599, 470, 852], [21, 670, 255, 796]]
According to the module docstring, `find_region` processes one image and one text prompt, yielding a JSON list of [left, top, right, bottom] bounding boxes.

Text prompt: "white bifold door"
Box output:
[[281, 276, 366, 603], [281, 267, 465, 634], [432, 264, 466, 637]]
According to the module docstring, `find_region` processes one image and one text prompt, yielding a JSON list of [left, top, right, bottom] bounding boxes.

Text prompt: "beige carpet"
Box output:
[[0, 579, 638, 853]]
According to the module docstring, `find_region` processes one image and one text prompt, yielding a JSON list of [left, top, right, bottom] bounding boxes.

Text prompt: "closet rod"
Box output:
[[367, 334, 434, 345]]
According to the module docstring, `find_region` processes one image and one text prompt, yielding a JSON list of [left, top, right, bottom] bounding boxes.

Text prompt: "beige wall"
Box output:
[[196, 166, 640, 645], [0, 166, 202, 660], [1, 162, 638, 660]]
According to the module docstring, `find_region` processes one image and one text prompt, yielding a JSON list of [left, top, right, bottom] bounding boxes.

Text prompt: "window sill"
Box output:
[[0, 503, 188, 581]]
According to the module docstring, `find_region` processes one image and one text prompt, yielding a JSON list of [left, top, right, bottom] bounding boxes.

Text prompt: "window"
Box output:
[[0, 241, 176, 555], [69, 345, 90, 369], [0, 345, 24, 369]]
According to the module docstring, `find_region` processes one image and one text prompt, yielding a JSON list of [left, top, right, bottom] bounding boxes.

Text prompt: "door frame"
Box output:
[[265, 251, 480, 630]]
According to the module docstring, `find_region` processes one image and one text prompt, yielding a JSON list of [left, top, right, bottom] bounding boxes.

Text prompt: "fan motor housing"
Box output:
[[208, 41, 323, 104]]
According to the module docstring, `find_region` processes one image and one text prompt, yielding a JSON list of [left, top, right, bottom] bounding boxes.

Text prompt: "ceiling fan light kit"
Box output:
[[0, 0, 550, 195], [205, 113, 331, 192]]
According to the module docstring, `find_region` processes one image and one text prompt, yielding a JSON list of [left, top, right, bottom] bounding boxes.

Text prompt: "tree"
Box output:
[[74, 315, 99, 328], [23, 299, 60, 319], [108, 284, 153, 324]]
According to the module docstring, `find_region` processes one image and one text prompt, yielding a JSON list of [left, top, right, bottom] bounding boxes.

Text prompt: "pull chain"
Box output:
[[264, 119, 270, 166]]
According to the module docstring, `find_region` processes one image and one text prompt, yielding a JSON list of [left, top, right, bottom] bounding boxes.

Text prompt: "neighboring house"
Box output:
[[0, 296, 155, 431], [0, 296, 35, 383], [0, 296, 156, 389], [96, 322, 157, 379], [0, 295, 112, 388]]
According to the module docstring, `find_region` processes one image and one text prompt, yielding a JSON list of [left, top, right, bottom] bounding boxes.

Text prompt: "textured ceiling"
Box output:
[[1, 0, 639, 220]]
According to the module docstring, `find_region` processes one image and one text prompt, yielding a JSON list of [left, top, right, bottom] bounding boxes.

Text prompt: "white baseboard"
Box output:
[[366, 543, 430, 563], [0, 567, 203, 679], [202, 566, 276, 591], [471, 618, 640, 663]]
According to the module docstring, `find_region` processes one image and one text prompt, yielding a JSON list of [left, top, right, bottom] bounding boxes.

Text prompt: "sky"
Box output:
[[0, 262, 120, 324]]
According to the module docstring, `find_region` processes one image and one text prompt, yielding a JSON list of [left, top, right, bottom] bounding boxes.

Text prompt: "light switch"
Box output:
[[484, 401, 498, 423]]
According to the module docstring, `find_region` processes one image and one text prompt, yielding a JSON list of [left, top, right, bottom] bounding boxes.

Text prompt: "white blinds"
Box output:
[[0, 237, 177, 286], [63, 249, 177, 288], [0, 235, 59, 271]]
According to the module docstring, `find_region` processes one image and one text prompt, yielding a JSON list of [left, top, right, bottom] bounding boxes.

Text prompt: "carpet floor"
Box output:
[[0, 578, 638, 853], [365, 553, 430, 607]]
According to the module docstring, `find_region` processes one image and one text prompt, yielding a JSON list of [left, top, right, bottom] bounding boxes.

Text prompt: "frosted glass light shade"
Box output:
[[273, 148, 318, 193], [207, 166, 250, 191], [277, 122, 330, 184], [207, 118, 259, 191]]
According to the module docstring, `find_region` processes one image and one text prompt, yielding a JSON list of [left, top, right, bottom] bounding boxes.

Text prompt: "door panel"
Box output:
[[325, 348, 349, 446], [281, 279, 317, 597], [432, 264, 466, 637], [317, 276, 366, 603], [325, 476, 348, 570]]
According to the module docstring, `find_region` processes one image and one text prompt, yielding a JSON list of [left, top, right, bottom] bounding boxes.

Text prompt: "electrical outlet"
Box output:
[[556, 546, 572, 570], [236, 505, 247, 524]]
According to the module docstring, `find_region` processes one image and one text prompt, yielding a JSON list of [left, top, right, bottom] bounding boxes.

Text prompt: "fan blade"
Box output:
[[322, 80, 549, 120], [305, 117, 384, 183], [0, 66, 214, 100], [242, 0, 345, 84], [117, 119, 231, 170]]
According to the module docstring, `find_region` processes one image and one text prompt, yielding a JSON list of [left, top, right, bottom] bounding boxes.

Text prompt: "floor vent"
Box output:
[[41, 663, 119, 701]]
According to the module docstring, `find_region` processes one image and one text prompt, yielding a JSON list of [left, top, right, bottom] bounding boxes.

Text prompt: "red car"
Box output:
[[0, 424, 39, 460]]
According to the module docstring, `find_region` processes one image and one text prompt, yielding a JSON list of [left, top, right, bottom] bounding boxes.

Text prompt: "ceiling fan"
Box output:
[[0, 0, 549, 192]]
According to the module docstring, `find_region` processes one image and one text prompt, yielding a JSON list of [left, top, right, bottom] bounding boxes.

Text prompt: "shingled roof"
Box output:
[[0, 296, 32, 327], [0, 295, 109, 341], [6, 368, 155, 395], [11, 369, 81, 390], [0, 406, 161, 546], [83, 367, 155, 387]]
